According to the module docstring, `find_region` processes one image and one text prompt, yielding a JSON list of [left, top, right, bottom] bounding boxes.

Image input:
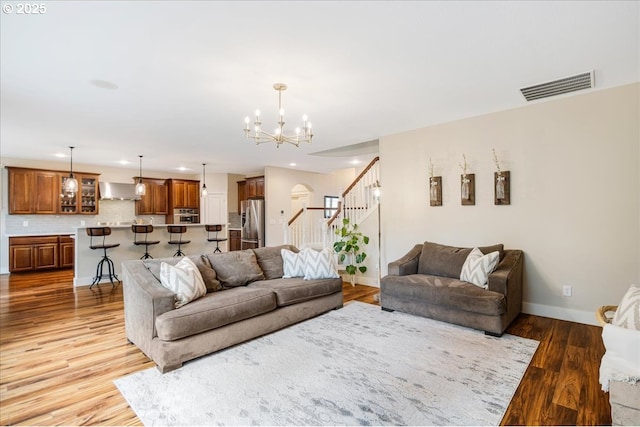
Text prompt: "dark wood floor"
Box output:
[[0, 270, 611, 425]]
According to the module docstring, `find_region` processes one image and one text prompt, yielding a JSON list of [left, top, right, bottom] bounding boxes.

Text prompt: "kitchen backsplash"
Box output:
[[228, 212, 241, 228], [3, 200, 165, 235]]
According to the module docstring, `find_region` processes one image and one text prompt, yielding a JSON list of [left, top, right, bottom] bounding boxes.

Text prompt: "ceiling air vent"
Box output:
[[520, 70, 594, 102]]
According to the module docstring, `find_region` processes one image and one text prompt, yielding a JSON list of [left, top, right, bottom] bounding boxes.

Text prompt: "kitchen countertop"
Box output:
[[6, 232, 75, 237]]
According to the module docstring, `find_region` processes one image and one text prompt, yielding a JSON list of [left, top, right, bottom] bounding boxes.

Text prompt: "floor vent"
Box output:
[[520, 71, 594, 101]]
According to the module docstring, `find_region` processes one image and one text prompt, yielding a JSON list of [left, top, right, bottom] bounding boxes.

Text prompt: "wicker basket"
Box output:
[[596, 305, 618, 326]]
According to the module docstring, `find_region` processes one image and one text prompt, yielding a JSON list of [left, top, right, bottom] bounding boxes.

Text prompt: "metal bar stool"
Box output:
[[205, 224, 227, 253], [86, 227, 120, 289], [167, 225, 190, 256], [132, 224, 160, 259]]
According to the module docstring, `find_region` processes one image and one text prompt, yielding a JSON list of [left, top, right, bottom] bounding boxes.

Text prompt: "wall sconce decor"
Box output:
[[459, 154, 475, 205], [428, 158, 442, 206], [492, 149, 510, 205]]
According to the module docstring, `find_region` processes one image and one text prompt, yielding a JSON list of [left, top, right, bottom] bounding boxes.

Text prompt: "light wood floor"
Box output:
[[0, 270, 611, 425]]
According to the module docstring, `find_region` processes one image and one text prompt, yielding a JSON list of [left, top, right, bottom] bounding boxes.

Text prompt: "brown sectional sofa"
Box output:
[[380, 242, 523, 336], [122, 245, 343, 373]]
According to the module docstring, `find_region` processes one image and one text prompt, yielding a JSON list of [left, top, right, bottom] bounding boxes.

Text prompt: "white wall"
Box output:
[[264, 166, 355, 247], [379, 83, 640, 325]]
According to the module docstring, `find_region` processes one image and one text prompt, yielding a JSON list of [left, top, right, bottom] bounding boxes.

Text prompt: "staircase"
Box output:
[[285, 156, 380, 250]]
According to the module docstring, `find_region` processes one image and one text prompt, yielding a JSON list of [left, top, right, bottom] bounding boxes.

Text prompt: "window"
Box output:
[[324, 196, 339, 218]]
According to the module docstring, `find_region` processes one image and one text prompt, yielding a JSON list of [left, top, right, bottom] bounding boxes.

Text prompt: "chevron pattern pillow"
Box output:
[[304, 248, 340, 280], [282, 248, 307, 278], [460, 247, 500, 288], [159, 257, 207, 308], [612, 284, 640, 330]]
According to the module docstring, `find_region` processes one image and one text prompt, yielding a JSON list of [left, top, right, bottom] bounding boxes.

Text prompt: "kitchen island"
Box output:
[[74, 224, 226, 287]]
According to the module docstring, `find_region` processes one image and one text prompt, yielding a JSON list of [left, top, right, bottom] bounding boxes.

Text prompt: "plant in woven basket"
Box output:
[[333, 218, 369, 286]]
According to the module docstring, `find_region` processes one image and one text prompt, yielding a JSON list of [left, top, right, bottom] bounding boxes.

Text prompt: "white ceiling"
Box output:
[[1, 1, 638, 176]]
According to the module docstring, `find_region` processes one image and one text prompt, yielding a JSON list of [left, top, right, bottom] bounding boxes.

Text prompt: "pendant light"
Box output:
[[63, 146, 78, 194], [201, 163, 208, 197], [135, 155, 146, 196]]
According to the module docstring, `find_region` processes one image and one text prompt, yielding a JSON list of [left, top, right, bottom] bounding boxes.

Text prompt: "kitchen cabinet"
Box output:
[[245, 176, 264, 198], [7, 167, 59, 214], [229, 230, 241, 251], [237, 176, 264, 212], [9, 235, 74, 272], [59, 236, 75, 268], [9, 236, 60, 272], [7, 167, 99, 215], [60, 174, 99, 214], [136, 178, 168, 215], [168, 179, 200, 209]]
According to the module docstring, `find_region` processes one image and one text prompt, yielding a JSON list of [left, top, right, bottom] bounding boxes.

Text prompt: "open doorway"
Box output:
[[290, 183, 313, 216]]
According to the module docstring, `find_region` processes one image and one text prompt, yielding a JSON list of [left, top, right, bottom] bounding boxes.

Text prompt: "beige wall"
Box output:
[[379, 83, 640, 325], [264, 166, 355, 247]]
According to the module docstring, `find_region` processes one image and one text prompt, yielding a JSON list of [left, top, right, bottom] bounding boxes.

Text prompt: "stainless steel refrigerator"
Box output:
[[241, 198, 265, 249]]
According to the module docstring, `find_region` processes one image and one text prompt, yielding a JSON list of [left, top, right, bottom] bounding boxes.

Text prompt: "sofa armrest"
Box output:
[[387, 244, 422, 276], [488, 249, 523, 296], [122, 260, 175, 358]]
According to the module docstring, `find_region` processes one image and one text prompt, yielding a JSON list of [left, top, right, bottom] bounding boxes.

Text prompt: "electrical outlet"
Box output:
[[22, 220, 28, 227], [80, 220, 85, 226], [562, 285, 572, 297]]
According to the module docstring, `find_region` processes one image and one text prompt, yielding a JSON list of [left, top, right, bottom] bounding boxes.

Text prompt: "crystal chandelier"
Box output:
[[244, 83, 313, 147]]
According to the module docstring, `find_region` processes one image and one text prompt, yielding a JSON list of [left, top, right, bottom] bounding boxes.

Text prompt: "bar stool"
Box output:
[[205, 224, 227, 253], [86, 227, 120, 289], [132, 224, 160, 259], [167, 225, 190, 256]]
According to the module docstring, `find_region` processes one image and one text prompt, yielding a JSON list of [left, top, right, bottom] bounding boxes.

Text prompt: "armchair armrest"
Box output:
[[487, 249, 523, 296], [387, 244, 423, 276]]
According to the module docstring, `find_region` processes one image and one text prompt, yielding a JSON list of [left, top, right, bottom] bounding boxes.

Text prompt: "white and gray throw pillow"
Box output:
[[460, 247, 500, 288], [159, 257, 207, 308], [612, 284, 640, 330], [282, 248, 307, 278], [304, 248, 340, 280]]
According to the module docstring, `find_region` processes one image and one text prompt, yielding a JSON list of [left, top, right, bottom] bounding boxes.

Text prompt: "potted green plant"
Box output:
[[333, 218, 369, 286]]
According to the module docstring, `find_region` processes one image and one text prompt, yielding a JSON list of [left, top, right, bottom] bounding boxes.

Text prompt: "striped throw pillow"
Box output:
[[612, 284, 640, 330]]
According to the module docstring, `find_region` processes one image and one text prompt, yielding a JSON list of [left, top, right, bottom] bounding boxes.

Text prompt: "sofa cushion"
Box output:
[[155, 287, 277, 341], [159, 257, 207, 308], [207, 250, 265, 288], [381, 274, 505, 316], [252, 245, 298, 280], [418, 242, 504, 279], [192, 255, 223, 292], [249, 277, 343, 306]]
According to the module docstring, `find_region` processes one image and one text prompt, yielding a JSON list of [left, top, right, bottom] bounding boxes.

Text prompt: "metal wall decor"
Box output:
[[492, 149, 510, 205], [428, 158, 442, 206], [459, 154, 475, 205]]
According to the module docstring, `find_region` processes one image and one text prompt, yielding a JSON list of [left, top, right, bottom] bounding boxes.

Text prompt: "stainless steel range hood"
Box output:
[[98, 182, 141, 200]]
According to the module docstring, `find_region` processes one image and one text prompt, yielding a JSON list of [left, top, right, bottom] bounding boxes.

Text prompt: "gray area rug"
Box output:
[[115, 302, 538, 426]]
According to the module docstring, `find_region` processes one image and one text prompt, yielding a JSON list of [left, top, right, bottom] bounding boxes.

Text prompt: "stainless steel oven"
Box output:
[[173, 208, 199, 224]]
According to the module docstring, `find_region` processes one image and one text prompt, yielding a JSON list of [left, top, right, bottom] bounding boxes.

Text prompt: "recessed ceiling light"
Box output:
[[177, 166, 189, 172], [289, 163, 297, 167], [54, 153, 65, 158], [118, 160, 130, 165], [350, 160, 361, 165]]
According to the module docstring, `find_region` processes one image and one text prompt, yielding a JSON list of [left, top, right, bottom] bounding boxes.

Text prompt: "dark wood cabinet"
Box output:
[[60, 174, 99, 214], [7, 167, 98, 215], [9, 236, 62, 272], [229, 230, 241, 251], [168, 179, 200, 209], [136, 179, 168, 215], [237, 176, 264, 212], [59, 236, 75, 268], [8, 168, 59, 214]]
